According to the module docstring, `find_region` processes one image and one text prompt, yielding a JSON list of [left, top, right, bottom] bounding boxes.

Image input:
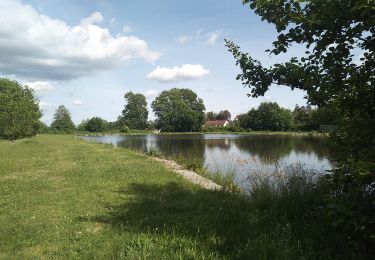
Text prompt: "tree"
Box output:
[[292, 105, 314, 131], [240, 102, 292, 131], [205, 110, 231, 121], [216, 110, 232, 121], [107, 121, 119, 131], [310, 104, 340, 128], [50, 105, 75, 133], [76, 119, 89, 132], [0, 78, 41, 140], [226, 0, 375, 253], [205, 111, 218, 121], [226, 0, 375, 161], [36, 121, 50, 134], [292, 104, 340, 131], [121, 92, 148, 130], [85, 117, 108, 132], [152, 88, 205, 132]]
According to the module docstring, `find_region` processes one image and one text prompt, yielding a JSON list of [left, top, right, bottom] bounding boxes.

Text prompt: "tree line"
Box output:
[[0, 77, 339, 139], [76, 88, 206, 133], [0, 83, 208, 137]]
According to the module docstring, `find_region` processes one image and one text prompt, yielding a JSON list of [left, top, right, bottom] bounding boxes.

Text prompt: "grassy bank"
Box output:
[[0, 135, 349, 259]]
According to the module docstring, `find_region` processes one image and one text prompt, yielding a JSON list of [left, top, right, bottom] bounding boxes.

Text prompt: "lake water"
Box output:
[[81, 134, 332, 190]]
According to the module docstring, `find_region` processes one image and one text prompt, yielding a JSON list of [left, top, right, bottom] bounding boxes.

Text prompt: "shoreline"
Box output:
[[76, 130, 325, 137], [151, 156, 222, 191]]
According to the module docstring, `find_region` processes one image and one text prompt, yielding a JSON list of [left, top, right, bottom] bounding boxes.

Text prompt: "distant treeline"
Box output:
[[0, 77, 337, 140], [232, 102, 338, 132], [203, 102, 338, 132]]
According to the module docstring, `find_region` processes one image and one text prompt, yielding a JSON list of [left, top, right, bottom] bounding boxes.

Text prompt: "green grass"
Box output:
[[0, 135, 349, 259]]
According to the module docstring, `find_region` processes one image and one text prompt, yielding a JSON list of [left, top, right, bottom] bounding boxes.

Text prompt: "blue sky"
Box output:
[[0, 0, 307, 124]]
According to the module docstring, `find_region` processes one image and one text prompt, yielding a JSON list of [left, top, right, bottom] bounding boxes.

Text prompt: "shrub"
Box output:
[[120, 124, 129, 133]]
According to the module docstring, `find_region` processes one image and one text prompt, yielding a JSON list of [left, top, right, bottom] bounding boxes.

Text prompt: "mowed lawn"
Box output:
[[0, 135, 253, 259]]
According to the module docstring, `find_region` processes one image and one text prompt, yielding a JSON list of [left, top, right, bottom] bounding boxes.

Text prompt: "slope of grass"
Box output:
[[0, 135, 348, 259]]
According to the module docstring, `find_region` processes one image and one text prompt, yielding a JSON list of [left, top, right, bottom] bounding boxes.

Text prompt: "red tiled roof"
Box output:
[[204, 120, 228, 127]]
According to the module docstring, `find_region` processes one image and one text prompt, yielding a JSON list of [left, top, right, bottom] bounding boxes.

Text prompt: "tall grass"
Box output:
[[240, 163, 358, 258], [247, 163, 327, 218]]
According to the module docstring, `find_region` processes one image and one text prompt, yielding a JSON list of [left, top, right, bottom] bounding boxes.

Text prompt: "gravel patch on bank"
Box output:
[[152, 157, 222, 191]]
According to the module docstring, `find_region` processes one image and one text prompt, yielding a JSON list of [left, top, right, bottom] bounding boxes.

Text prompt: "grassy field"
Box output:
[[0, 135, 348, 259]]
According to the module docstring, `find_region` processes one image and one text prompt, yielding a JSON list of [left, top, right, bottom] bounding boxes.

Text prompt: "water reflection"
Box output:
[[233, 135, 328, 163], [81, 134, 332, 189]]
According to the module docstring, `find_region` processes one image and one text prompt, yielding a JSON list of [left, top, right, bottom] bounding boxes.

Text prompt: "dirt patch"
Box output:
[[152, 157, 222, 191]]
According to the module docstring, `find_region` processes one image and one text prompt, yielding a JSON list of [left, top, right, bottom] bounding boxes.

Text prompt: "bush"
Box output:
[[224, 123, 244, 132], [201, 126, 217, 132], [120, 124, 129, 133], [324, 163, 375, 257]]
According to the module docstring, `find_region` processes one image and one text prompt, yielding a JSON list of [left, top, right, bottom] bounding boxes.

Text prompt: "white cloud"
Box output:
[[262, 96, 274, 103], [0, 0, 160, 81], [73, 99, 83, 105], [177, 35, 193, 44], [144, 89, 159, 99], [80, 12, 103, 27], [25, 81, 54, 92], [38, 101, 57, 125], [147, 64, 210, 83], [204, 31, 221, 46], [122, 25, 133, 34], [39, 101, 55, 108], [176, 30, 221, 46]]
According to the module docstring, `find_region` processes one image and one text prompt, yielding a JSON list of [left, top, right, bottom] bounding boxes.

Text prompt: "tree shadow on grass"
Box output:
[[79, 181, 269, 258], [78, 181, 342, 259]]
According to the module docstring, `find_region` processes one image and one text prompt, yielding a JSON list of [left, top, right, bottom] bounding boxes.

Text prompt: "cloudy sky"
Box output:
[[0, 0, 308, 125]]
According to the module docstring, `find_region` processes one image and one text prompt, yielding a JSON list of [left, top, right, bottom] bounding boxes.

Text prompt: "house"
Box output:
[[204, 120, 230, 127]]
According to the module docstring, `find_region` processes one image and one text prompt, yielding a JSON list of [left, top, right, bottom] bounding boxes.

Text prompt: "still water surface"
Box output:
[[81, 134, 332, 189]]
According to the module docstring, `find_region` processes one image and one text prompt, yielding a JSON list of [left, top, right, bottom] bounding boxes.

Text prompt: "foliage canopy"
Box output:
[[240, 102, 293, 131], [216, 110, 231, 121], [121, 92, 148, 130], [51, 105, 75, 133], [78, 117, 108, 132], [152, 88, 205, 132], [0, 78, 41, 140]]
